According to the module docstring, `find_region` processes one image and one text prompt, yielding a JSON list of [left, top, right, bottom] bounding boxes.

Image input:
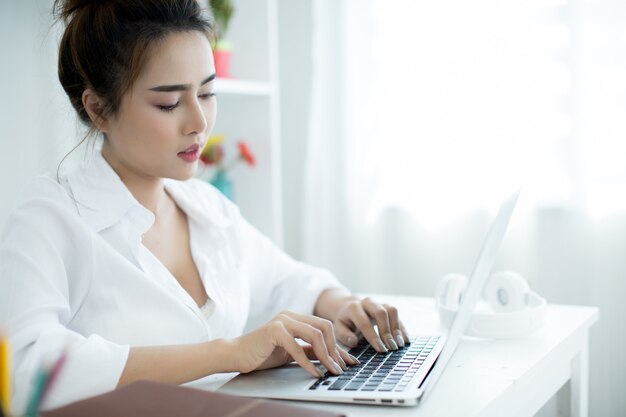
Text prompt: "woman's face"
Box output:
[[102, 30, 217, 181]]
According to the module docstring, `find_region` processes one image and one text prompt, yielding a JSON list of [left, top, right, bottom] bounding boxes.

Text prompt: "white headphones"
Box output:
[[436, 270, 547, 339]]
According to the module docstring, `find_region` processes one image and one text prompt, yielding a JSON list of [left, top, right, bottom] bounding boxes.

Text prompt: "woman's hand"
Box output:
[[229, 310, 359, 378], [315, 290, 411, 353], [335, 296, 411, 352]]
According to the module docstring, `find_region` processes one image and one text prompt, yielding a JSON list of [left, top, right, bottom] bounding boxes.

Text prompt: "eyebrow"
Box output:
[[148, 73, 216, 92]]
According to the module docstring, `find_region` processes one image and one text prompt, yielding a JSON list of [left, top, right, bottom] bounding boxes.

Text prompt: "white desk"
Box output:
[[214, 295, 598, 417]]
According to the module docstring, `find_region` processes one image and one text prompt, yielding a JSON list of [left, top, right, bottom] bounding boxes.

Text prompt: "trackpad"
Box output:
[[219, 363, 316, 395]]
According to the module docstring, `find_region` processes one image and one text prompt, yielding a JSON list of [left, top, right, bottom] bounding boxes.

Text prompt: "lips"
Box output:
[[179, 143, 200, 154], [177, 143, 201, 163]]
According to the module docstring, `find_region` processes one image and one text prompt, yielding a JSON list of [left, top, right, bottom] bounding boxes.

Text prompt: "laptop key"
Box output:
[[328, 379, 350, 390], [345, 381, 366, 391]]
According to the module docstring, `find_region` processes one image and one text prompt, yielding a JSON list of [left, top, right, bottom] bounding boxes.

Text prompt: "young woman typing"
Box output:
[[0, 0, 409, 413]]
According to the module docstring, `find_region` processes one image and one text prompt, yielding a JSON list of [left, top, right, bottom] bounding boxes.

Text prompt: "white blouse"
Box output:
[[0, 152, 345, 413]]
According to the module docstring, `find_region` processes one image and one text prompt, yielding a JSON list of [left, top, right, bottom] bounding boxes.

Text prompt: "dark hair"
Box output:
[[54, 0, 215, 126]]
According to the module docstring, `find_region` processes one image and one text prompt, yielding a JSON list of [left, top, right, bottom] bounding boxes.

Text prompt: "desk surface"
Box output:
[[202, 295, 598, 417]]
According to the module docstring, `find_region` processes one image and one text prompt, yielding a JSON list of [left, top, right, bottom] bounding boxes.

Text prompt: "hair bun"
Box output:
[[53, 0, 108, 22]]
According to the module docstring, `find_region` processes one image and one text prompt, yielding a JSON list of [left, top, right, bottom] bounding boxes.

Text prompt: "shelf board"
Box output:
[[214, 78, 274, 96]]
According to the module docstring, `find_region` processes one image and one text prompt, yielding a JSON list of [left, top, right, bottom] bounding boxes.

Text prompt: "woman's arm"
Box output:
[[228, 199, 409, 355], [117, 339, 233, 387], [118, 311, 361, 388]]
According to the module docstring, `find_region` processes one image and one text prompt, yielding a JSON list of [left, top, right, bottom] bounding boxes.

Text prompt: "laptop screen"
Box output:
[[421, 190, 520, 398]]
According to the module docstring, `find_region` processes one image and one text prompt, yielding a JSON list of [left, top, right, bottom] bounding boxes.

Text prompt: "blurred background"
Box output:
[[0, 1, 624, 415]]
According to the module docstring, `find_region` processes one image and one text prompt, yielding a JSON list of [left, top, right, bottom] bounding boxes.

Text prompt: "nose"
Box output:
[[184, 97, 208, 136]]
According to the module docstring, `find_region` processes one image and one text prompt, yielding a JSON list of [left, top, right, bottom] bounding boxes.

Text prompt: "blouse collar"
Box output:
[[64, 151, 232, 234]]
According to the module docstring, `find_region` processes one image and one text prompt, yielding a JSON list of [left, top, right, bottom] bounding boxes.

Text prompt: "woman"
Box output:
[[0, 0, 409, 412]]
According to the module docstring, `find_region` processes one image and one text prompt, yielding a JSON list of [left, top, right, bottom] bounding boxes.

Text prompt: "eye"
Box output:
[[157, 102, 179, 113], [199, 92, 216, 101]]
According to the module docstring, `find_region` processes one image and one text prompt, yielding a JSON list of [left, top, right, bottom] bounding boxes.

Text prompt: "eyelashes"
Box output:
[[157, 103, 179, 113], [157, 93, 216, 113]]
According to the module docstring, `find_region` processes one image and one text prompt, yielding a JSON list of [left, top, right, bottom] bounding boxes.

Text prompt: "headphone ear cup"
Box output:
[[485, 270, 530, 312], [436, 273, 468, 310]]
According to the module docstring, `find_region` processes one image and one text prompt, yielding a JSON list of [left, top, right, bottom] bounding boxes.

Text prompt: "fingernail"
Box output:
[[347, 337, 356, 347], [317, 367, 326, 378], [377, 340, 388, 353], [348, 354, 361, 365], [332, 361, 343, 374], [337, 356, 348, 370], [387, 337, 398, 350], [396, 334, 405, 348]]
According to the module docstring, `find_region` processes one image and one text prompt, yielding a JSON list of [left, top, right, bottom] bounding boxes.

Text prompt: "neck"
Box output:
[[101, 147, 168, 216]]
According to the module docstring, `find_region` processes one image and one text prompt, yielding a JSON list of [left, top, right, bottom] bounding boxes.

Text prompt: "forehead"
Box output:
[[134, 31, 215, 89]]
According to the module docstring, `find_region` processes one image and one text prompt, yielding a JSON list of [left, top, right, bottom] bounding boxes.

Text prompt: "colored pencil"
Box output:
[[0, 331, 12, 416], [26, 367, 49, 417], [40, 349, 69, 405]]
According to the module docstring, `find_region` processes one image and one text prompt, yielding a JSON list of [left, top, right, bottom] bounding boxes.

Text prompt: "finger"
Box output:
[[281, 316, 343, 375], [329, 320, 360, 365], [346, 300, 388, 353], [334, 319, 359, 350], [302, 343, 360, 371], [280, 311, 347, 370], [363, 298, 397, 350], [335, 348, 348, 370], [399, 321, 410, 344], [302, 344, 317, 360], [272, 323, 325, 378], [337, 345, 360, 366], [299, 314, 348, 368], [383, 303, 405, 348]]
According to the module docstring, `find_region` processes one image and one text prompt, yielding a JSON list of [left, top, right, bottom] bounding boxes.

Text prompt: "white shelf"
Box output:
[[201, 0, 283, 247], [214, 78, 274, 96]]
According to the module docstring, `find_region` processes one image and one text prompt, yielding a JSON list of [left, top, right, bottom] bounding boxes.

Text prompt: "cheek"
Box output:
[[128, 108, 177, 145]]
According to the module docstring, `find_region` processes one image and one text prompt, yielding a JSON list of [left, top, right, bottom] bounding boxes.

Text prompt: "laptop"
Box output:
[[219, 190, 520, 406]]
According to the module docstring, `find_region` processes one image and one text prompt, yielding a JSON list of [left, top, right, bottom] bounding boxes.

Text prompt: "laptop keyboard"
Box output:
[[309, 335, 440, 392]]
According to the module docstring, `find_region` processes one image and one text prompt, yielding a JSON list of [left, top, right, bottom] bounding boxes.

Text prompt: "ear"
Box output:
[[82, 89, 110, 132]]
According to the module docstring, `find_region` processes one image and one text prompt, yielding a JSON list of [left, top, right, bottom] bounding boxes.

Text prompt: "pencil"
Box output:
[[26, 367, 49, 417], [25, 348, 69, 417], [0, 331, 12, 416], [40, 349, 69, 406]]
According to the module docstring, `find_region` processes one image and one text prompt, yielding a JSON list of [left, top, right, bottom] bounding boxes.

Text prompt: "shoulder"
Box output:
[[2, 174, 87, 243], [11, 174, 78, 215]]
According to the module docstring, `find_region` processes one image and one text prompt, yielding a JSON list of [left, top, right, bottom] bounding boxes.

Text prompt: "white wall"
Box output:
[[0, 1, 79, 231]]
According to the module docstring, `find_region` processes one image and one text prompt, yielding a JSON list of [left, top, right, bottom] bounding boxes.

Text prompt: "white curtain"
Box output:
[[304, 1, 626, 416]]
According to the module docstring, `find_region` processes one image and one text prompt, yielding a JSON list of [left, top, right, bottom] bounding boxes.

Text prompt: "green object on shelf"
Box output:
[[210, 0, 235, 41], [211, 170, 234, 201]]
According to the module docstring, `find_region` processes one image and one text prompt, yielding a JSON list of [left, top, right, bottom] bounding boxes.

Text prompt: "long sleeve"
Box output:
[[0, 178, 129, 414], [238, 213, 348, 332]]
